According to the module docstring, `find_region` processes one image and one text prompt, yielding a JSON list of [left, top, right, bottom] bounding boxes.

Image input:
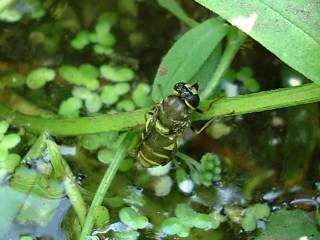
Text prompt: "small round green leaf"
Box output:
[[58, 97, 82, 118], [160, 217, 190, 237], [26, 67, 55, 89], [71, 30, 91, 50], [85, 93, 102, 113], [101, 85, 119, 104], [100, 65, 134, 82], [0, 134, 21, 149]]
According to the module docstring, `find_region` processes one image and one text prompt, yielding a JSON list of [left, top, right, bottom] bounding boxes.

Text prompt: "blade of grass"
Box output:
[[157, 0, 198, 27], [0, 83, 319, 136], [80, 131, 138, 240], [200, 29, 247, 99]]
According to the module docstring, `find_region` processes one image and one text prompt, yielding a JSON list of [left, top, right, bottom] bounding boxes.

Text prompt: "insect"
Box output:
[[137, 82, 201, 168]]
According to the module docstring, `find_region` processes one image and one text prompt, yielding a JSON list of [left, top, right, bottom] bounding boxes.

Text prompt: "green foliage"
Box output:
[[131, 83, 152, 108], [0, 121, 21, 174], [190, 153, 222, 187], [113, 230, 139, 240], [194, 0, 320, 85], [161, 203, 225, 237], [152, 18, 229, 102], [26, 67, 55, 89], [119, 207, 149, 230], [94, 205, 110, 229], [160, 217, 190, 238], [255, 210, 320, 240], [58, 97, 82, 118], [100, 65, 134, 82], [59, 64, 99, 90], [157, 0, 198, 27], [71, 17, 116, 55], [241, 203, 270, 232], [224, 67, 260, 92]]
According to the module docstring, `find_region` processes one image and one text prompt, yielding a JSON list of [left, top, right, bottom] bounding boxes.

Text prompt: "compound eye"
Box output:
[[174, 82, 185, 92], [186, 94, 200, 109]]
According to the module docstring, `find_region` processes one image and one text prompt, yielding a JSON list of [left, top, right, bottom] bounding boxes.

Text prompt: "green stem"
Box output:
[[0, 83, 319, 136], [200, 29, 247, 99], [80, 131, 138, 240], [176, 152, 201, 170], [46, 139, 87, 226]]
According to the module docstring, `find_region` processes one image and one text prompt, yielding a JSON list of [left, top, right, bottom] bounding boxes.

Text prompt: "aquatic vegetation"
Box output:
[[0, 0, 319, 240]]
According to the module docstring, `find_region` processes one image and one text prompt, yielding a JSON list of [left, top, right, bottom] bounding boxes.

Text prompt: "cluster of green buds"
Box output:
[[160, 203, 226, 238], [191, 153, 222, 187], [0, 120, 21, 180]]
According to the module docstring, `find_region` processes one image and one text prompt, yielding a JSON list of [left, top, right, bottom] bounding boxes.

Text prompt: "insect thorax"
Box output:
[[157, 95, 191, 131]]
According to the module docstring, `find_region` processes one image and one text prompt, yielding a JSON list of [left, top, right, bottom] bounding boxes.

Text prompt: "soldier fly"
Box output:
[[137, 82, 201, 167]]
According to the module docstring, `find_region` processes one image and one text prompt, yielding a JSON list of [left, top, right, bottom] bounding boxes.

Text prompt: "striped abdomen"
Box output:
[[138, 120, 178, 167], [138, 96, 190, 167]]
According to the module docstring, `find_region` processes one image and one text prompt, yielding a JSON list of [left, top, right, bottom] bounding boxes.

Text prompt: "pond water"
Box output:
[[0, 1, 319, 240]]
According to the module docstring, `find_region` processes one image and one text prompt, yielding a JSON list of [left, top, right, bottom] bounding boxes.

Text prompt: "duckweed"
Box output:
[[113, 230, 139, 240], [160, 217, 190, 238], [94, 205, 110, 229], [72, 87, 93, 100], [118, 158, 134, 172], [119, 207, 149, 230], [70, 30, 91, 50], [132, 83, 151, 108], [0, 133, 21, 149], [58, 97, 82, 118], [26, 67, 55, 89], [85, 93, 102, 113], [114, 83, 130, 95], [174, 203, 196, 227], [241, 203, 270, 232], [97, 149, 113, 164], [0, 121, 9, 134], [81, 134, 103, 151], [193, 213, 213, 229], [116, 99, 135, 112], [101, 85, 119, 105], [3, 153, 21, 173], [100, 65, 134, 82], [0, 148, 8, 161], [59, 65, 99, 90]]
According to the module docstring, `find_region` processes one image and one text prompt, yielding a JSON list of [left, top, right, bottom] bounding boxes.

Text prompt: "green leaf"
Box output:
[[94, 205, 110, 229], [152, 18, 229, 102], [191, 44, 222, 89], [160, 217, 190, 237], [26, 67, 55, 89], [255, 210, 320, 240], [194, 0, 320, 84], [119, 207, 148, 230], [157, 0, 198, 27], [0, 133, 20, 149], [175, 203, 196, 227], [100, 65, 134, 82]]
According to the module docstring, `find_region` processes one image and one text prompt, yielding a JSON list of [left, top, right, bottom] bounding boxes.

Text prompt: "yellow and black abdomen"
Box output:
[[138, 94, 193, 168], [138, 121, 177, 167]]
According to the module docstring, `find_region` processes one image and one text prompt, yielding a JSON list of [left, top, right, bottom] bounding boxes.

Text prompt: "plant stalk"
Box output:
[[0, 83, 319, 136]]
